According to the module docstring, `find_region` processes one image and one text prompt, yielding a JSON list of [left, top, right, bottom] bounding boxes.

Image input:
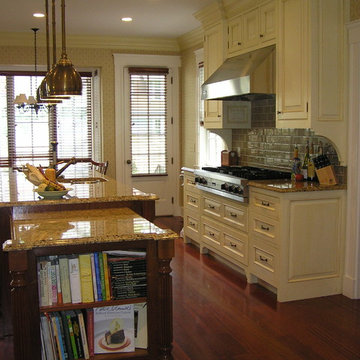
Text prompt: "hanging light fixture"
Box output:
[[14, 28, 51, 114], [37, 0, 65, 103], [45, 0, 82, 97]]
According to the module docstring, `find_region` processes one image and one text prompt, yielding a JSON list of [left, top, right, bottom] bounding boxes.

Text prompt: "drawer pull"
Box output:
[[260, 225, 270, 231], [189, 221, 195, 227], [190, 181, 195, 185], [229, 212, 237, 218], [261, 201, 270, 207], [208, 231, 215, 237], [259, 255, 268, 262], [208, 204, 215, 209], [190, 198, 197, 204], [230, 242, 237, 248]]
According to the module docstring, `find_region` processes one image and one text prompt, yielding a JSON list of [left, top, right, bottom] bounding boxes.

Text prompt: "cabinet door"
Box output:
[[228, 15, 243, 55], [277, 0, 309, 124], [242, 8, 260, 49], [204, 22, 224, 128], [260, 0, 276, 43]]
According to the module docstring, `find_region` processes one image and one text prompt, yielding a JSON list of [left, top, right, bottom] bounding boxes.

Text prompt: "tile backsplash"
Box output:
[[231, 97, 347, 184]]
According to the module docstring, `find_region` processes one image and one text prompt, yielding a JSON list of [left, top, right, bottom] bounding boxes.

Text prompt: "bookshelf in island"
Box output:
[[3, 207, 177, 360]]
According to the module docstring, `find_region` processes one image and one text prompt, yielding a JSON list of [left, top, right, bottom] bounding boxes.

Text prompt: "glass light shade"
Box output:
[[46, 54, 82, 96]]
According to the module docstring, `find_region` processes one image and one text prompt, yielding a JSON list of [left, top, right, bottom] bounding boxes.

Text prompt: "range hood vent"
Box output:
[[201, 45, 275, 101]]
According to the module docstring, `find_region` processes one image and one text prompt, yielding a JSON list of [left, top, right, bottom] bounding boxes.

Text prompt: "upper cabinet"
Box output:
[[227, 0, 276, 57], [276, 0, 347, 163]]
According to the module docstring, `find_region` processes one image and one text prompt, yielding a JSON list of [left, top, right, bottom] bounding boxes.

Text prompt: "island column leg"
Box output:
[[158, 239, 175, 360], [9, 251, 40, 360]]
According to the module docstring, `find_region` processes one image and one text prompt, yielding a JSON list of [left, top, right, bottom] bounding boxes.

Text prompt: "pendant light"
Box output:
[[45, 0, 82, 96], [38, 0, 65, 103]]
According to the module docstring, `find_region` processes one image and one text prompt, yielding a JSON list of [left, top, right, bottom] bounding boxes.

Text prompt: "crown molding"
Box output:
[[0, 32, 180, 52], [194, 1, 226, 27], [177, 26, 204, 51]]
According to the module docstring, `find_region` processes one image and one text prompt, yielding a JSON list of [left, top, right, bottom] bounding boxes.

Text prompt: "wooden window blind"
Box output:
[[129, 67, 168, 176], [0, 72, 93, 171]]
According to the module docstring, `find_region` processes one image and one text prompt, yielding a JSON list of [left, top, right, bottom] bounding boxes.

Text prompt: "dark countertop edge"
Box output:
[[3, 232, 179, 252], [248, 180, 347, 193]]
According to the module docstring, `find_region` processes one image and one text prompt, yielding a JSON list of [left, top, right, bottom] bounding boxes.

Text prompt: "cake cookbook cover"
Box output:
[[94, 305, 135, 353]]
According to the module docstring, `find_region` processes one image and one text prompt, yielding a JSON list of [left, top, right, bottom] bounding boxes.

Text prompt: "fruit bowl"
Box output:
[[34, 188, 72, 199]]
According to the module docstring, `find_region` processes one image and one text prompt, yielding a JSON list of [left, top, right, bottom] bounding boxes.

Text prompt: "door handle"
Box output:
[[126, 159, 132, 164]]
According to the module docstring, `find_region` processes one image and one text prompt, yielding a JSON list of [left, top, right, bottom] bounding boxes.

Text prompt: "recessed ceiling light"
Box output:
[[33, 13, 45, 18], [121, 17, 133, 22]]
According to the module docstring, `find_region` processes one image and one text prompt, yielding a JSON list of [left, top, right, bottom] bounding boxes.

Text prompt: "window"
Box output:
[[0, 71, 94, 176], [129, 67, 168, 176]]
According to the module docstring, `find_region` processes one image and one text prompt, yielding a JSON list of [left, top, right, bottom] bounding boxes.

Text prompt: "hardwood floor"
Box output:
[[1, 216, 360, 360]]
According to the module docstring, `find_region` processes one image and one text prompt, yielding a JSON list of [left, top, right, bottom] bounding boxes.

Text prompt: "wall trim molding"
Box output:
[[344, 20, 360, 299]]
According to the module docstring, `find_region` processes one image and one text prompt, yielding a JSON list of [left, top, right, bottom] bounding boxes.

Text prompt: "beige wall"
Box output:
[[0, 41, 178, 179]]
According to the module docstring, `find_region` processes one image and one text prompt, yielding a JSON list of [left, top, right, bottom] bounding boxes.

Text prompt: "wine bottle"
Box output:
[[307, 142, 316, 181], [291, 145, 302, 181], [302, 142, 310, 180]]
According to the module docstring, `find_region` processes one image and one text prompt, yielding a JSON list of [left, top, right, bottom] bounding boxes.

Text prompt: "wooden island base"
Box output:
[[4, 207, 177, 360]]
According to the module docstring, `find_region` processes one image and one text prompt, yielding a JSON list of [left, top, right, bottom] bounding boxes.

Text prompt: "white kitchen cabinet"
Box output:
[[182, 170, 201, 245], [227, 0, 276, 57], [249, 187, 346, 302], [276, 0, 347, 163]]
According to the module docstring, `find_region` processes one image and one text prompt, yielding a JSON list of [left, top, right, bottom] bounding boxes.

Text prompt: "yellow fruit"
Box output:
[[37, 183, 47, 191]]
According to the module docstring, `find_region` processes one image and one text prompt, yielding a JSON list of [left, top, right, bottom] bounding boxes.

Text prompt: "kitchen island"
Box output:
[[0, 167, 159, 336], [3, 207, 177, 360]]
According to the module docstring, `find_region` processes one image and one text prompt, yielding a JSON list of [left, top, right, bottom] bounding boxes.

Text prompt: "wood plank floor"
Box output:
[[1, 216, 360, 360]]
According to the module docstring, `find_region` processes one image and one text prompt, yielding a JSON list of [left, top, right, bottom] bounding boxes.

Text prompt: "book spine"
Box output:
[[61, 312, 74, 360], [90, 254, 98, 302], [59, 256, 72, 304], [93, 253, 102, 301], [55, 257, 63, 305], [102, 252, 111, 301], [39, 260, 49, 307], [50, 260, 58, 305], [98, 252, 106, 300], [70, 311, 84, 359], [86, 309, 94, 359], [68, 256, 82, 304], [66, 312, 79, 359], [46, 260, 53, 306], [77, 311, 90, 359], [51, 314, 64, 360], [79, 254, 94, 303], [40, 314, 56, 360], [56, 312, 69, 360], [44, 312, 58, 359]]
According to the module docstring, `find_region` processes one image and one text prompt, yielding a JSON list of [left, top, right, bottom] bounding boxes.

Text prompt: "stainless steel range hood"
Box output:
[[201, 45, 275, 101]]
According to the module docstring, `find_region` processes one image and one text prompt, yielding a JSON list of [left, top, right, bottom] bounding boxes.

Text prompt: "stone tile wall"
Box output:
[[231, 97, 347, 184]]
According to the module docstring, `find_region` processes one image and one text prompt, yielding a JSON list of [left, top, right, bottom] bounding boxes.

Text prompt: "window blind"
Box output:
[[129, 67, 168, 176], [0, 71, 93, 169]]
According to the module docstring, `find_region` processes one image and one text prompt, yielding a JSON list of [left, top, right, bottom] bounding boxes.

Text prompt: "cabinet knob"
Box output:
[[238, 42, 242, 45], [277, 111, 282, 114], [126, 159, 132, 164], [217, 114, 221, 118], [260, 34, 264, 38]]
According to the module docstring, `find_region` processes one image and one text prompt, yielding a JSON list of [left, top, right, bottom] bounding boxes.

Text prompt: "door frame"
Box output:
[[113, 53, 182, 216]]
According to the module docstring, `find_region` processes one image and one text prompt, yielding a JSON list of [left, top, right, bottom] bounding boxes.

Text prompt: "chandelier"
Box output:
[[13, 28, 51, 114]]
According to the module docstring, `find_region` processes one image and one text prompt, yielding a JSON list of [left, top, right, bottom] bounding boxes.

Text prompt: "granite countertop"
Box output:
[[0, 167, 158, 207], [3, 207, 178, 251], [248, 179, 347, 193]]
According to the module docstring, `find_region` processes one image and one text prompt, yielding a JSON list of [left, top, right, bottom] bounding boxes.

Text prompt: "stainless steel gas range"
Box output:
[[194, 166, 291, 203]]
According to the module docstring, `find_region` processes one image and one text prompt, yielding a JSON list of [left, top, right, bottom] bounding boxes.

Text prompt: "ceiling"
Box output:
[[0, 0, 216, 39]]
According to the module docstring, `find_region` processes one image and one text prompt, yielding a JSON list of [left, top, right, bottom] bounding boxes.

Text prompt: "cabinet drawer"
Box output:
[[185, 192, 200, 211], [203, 196, 222, 218], [250, 237, 278, 286], [184, 174, 198, 193], [251, 190, 280, 219], [223, 203, 248, 231], [201, 217, 221, 248], [223, 229, 248, 265], [183, 210, 200, 243], [251, 214, 279, 246]]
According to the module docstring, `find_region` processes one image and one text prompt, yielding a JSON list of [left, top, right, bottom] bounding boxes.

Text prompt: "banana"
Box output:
[[25, 163, 66, 191]]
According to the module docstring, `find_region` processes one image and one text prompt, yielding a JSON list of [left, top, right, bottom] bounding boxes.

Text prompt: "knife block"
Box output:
[[221, 150, 238, 166], [315, 165, 338, 185]]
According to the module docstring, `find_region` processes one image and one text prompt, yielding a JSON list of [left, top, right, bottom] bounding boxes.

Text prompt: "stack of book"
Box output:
[[37, 251, 147, 306], [40, 304, 147, 359]]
